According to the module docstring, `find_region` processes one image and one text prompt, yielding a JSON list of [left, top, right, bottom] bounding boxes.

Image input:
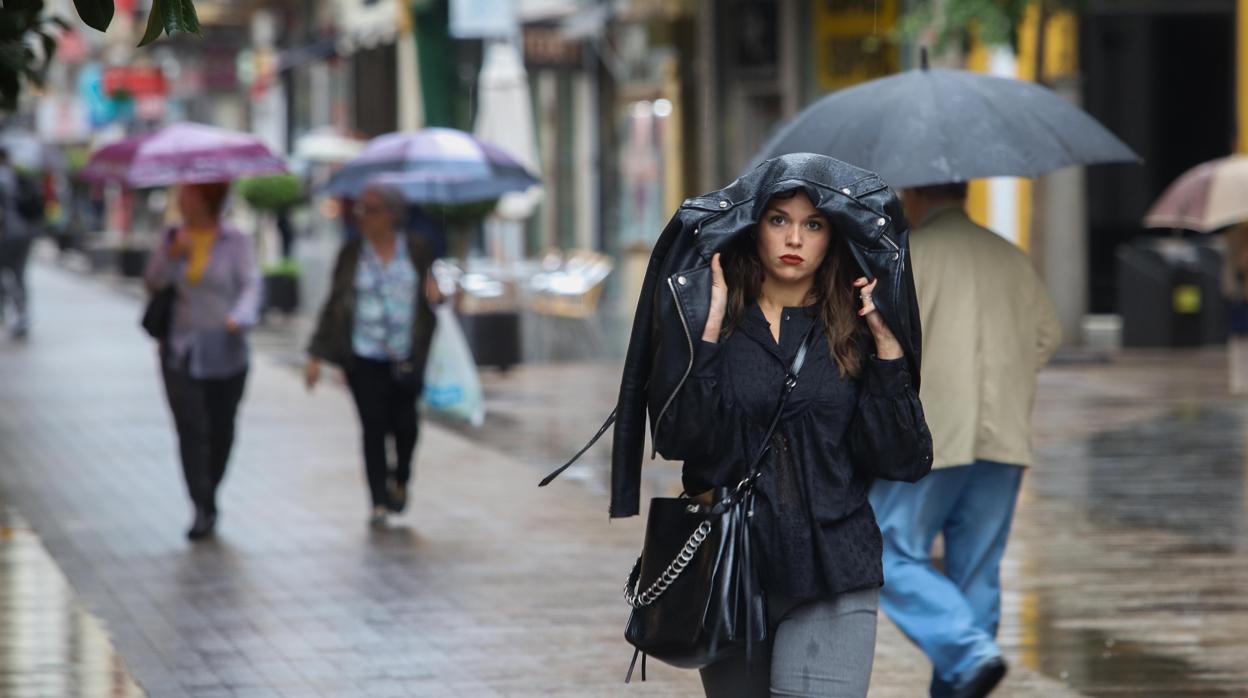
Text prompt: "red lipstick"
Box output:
[[780, 254, 804, 265]]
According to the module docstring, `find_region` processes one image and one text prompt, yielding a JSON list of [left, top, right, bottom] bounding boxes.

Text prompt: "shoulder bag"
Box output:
[[622, 325, 817, 682], [141, 229, 178, 340]]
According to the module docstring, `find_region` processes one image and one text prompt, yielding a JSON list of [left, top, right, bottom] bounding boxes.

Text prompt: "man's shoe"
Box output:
[[951, 657, 1007, 698], [186, 510, 217, 541]]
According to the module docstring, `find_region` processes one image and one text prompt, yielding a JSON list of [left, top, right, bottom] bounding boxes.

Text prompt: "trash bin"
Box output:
[[1117, 237, 1226, 347], [455, 269, 521, 371]]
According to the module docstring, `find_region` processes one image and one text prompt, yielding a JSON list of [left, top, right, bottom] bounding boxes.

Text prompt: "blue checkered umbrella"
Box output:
[[325, 128, 540, 203]]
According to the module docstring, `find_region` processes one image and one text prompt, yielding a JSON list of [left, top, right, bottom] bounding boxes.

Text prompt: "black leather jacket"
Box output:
[[608, 154, 923, 518]]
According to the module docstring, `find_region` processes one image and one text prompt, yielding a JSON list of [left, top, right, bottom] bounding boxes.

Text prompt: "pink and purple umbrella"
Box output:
[[1144, 155, 1248, 233], [79, 122, 288, 187], [325, 127, 539, 203]]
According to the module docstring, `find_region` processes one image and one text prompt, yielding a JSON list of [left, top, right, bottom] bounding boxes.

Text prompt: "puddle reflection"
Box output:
[[0, 523, 144, 697]]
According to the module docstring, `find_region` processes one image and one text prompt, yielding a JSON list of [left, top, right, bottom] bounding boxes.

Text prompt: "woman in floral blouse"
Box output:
[[305, 184, 442, 525]]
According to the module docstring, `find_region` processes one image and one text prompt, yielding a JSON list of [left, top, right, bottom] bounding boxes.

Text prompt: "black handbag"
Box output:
[[622, 326, 816, 682], [141, 285, 176, 340], [141, 229, 177, 340]]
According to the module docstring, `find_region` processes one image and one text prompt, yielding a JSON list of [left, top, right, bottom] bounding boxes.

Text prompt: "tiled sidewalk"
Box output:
[[6, 258, 1247, 696], [0, 507, 144, 697]]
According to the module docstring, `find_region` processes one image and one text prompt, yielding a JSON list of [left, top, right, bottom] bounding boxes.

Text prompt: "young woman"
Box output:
[[305, 184, 442, 526], [654, 182, 932, 697], [144, 182, 261, 541]]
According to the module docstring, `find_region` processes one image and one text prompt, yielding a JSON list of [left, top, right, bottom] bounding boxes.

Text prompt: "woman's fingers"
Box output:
[[709, 253, 727, 297], [857, 277, 879, 317], [425, 274, 444, 304]]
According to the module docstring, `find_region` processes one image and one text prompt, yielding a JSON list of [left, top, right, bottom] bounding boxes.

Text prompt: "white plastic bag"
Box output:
[[422, 305, 486, 426]]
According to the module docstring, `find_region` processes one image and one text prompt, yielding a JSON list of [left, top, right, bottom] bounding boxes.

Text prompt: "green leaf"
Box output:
[[72, 0, 113, 32], [137, 0, 201, 47], [136, 0, 165, 47], [162, 0, 200, 36]]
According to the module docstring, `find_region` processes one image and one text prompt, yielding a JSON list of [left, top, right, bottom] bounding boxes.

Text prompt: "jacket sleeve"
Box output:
[[227, 238, 262, 328], [653, 340, 749, 484], [609, 213, 685, 518], [307, 245, 351, 363], [848, 355, 933, 482]]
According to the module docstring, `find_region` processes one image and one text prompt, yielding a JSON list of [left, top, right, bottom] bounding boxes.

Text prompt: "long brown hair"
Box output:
[[721, 189, 865, 377]]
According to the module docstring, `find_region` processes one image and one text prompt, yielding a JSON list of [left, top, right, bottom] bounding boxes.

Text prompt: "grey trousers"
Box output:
[[700, 587, 880, 698]]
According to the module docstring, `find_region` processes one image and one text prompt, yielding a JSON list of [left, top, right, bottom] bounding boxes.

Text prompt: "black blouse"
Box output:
[[655, 303, 932, 600]]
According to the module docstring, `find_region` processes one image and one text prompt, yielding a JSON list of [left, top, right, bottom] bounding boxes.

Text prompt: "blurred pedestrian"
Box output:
[[868, 183, 1061, 698], [0, 148, 37, 338], [144, 182, 261, 541], [276, 206, 296, 259], [599, 154, 933, 697], [304, 184, 443, 526]]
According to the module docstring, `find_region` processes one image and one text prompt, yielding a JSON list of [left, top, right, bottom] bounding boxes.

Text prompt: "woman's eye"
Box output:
[[805, 220, 824, 231], [769, 215, 786, 226]]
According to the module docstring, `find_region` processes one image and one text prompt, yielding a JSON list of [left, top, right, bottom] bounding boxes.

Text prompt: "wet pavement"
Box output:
[[0, 508, 144, 697], [2, 255, 1248, 696]]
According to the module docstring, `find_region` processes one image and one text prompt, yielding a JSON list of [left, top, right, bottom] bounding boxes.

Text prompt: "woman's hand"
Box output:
[[224, 317, 242, 333], [854, 276, 903, 360], [304, 358, 322, 392], [425, 274, 445, 305], [167, 229, 191, 260], [702, 253, 728, 343]]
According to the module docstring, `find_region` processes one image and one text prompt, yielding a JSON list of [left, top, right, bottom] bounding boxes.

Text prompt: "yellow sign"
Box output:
[[1174, 285, 1202, 314], [813, 0, 899, 92]]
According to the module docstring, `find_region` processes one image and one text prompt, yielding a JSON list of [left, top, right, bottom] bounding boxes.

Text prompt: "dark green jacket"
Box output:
[[307, 234, 437, 371]]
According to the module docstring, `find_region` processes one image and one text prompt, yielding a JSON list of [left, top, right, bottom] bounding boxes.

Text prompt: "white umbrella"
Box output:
[[473, 39, 543, 261], [294, 128, 366, 164]]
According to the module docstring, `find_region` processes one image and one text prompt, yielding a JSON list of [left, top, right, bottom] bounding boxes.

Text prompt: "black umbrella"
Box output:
[[752, 58, 1139, 188]]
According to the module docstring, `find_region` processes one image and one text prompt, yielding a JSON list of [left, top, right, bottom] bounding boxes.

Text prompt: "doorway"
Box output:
[[1080, 0, 1236, 312]]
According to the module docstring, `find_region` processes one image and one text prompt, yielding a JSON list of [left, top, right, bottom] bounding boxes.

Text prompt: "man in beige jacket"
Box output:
[[869, 183, 1061, 698]]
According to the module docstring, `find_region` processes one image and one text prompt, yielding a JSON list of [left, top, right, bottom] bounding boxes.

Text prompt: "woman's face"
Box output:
[[755, 190, 831, 286], [356, 191, 397, 239], [178, 185, 209, 222]]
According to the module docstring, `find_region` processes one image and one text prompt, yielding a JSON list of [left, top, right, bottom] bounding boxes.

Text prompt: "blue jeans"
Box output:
[[868, 462, 1024, 693]]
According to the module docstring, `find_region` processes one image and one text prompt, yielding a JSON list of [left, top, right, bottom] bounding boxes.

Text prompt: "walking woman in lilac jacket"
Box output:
[[144, 182, 261, 541]]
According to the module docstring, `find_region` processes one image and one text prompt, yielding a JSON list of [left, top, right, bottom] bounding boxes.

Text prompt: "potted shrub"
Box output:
[[236, 174, 303, 213], [261, 258, 301, 315], [237, 174, 305, 315]]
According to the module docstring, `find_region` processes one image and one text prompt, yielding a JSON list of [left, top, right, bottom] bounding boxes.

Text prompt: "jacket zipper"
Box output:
[[881, 233, 899, 251], [651, 275, 695, 455]]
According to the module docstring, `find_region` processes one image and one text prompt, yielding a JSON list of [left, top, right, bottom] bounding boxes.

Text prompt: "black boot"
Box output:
[[386, 480, 408, 514], [187, 508, 217, 541]]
